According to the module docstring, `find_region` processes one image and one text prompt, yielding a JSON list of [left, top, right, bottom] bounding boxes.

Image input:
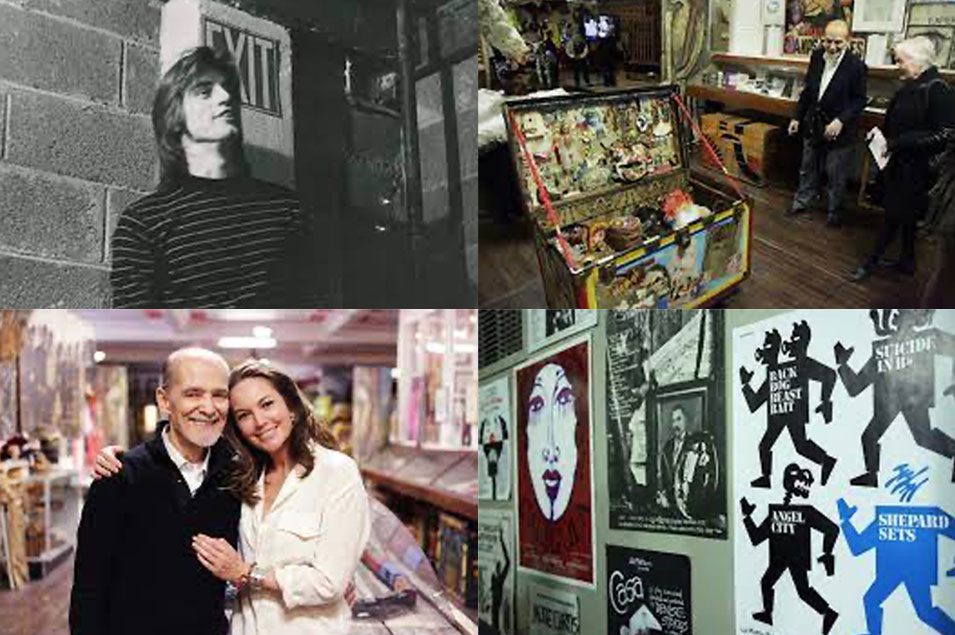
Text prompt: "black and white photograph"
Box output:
[[0, 0, 477, 308], [607, 310, 727, 538], [526, 310, 598, 352]]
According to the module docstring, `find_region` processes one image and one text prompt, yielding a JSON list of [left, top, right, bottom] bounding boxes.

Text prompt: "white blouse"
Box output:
[[231, 444, 370, 635]]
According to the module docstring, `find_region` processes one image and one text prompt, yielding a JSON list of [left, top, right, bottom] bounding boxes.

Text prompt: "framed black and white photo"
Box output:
[[526, 310, 598, 352]]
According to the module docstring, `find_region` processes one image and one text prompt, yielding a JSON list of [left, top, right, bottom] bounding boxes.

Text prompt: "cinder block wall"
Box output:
[[0, 0, 161, 307]]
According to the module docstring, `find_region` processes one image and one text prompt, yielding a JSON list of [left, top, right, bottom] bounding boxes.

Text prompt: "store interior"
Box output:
[[0, 309, 478, 635], [478, 308, 955, 635], [478, 0, 955, 308]]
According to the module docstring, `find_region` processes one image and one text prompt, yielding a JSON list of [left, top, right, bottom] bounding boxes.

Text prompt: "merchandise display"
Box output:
[[504, 87, 750, 308]]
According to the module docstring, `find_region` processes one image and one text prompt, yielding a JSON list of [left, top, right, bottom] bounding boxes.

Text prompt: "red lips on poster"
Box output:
[[515, 338, 593, 585]]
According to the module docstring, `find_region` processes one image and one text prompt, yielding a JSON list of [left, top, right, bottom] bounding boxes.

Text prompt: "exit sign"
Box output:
[[204, 17, 282, 117]]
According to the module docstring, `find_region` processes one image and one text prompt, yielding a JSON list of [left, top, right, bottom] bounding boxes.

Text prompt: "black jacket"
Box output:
[[69, 431, 241, 635], [795, 48, 868, 147], [883, 67, 955, 219]]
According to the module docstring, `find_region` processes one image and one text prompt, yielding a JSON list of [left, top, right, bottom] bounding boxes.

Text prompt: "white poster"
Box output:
[[479, 510, 514, 635], [526, 310, 598, 352], [529, 584, 581, 635], [480, 375, 513, 501], [733, 309, 955, 635]]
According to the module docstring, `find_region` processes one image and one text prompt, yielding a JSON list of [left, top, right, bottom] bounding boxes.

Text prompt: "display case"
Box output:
[[503, 86, 751, 308], [23, 468, 81, 579]]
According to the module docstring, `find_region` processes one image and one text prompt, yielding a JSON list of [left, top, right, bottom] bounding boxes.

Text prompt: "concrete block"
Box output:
[[125, 43, 160, 115], [0, 165, 105, 264], [456, 109, 478, 180], [0, 4, 121, 105], [0, 255, 109, 308], [7, 89, 157, 191], [23, 0, 161, 45], [105, 187, 146, 259]]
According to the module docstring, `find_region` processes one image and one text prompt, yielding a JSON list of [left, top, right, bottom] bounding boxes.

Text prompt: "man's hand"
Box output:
[[740, 497, 756, 517], [788, 119, 800, 136], [740, 366, 754, 385], [344, 581, 358, 607], [834, 342, 853, 366], [815, 399, 833, 424], [92, 446, 124, 479], [818, 552, 835, 576], [824, 119, 843, 140]]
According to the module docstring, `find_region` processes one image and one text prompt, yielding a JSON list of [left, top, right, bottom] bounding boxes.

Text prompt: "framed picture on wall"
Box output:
[[526, 310, 598, 352], [853, 0, 907, 32]]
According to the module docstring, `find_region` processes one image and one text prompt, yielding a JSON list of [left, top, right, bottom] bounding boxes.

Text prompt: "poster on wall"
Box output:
[[0, 361, 16, 440], [480, 375, 513, 501], [526, 310, 598, 352], [478, 510, 515, 635], [906, 3, 955, 69], [783, 0, 854, 55], [515, 335, 595, 587], [733, 309, 955, 635], [606, 310, 727, 538], [607, 546, 692, 635], [529, 584, 581, 635]]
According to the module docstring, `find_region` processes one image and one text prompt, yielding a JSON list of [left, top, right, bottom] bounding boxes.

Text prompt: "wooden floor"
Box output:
[[479, 161, 941, 308], [0, 555, 72, 635]]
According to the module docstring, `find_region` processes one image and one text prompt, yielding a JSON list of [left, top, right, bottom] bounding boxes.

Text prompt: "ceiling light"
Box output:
[[93, 350, 106, 363], [252, 326, 273, 339], [218, 336, 277, 349]]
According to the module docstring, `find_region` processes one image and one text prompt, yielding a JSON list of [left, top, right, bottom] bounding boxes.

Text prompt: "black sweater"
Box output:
[[69, 434, 240, 635], [795, 48, 868, 147], [110, 175, 315, 308]]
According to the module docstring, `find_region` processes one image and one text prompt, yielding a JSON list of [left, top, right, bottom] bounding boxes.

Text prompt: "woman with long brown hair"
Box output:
[[96, 359, 370, 634]]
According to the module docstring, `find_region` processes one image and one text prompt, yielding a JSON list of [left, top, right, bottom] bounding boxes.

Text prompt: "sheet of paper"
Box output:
[[868, 126, 889, 170]]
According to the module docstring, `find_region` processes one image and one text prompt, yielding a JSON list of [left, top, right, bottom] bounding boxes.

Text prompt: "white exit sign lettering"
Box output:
[[204, 17, 281, 117]]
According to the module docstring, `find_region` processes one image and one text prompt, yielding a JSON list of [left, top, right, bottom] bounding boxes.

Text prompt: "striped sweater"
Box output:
[[110, 175, 315, 307]]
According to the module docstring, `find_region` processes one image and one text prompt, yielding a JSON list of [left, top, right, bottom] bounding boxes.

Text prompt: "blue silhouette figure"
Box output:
[[838, 497, 955, 635]]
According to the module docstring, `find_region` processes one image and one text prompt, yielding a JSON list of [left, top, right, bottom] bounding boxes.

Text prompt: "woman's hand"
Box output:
[[92, 446, 124, 479], [192, 534, 250, 584]]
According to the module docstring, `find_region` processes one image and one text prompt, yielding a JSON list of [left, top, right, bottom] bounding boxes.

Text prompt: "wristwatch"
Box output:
[[248, 565, 270, 591]]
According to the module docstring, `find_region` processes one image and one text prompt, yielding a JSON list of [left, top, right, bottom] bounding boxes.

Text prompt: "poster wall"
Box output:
[[526, 310, 598, 352], [607, 546, 693, 635], [528, 584, 582, 635], [515, 336, 595, 587], [480, 375, 513, 501], [733, 309, 955, 635], [607, 310, 727, 538], [478, 510, 515, 635]]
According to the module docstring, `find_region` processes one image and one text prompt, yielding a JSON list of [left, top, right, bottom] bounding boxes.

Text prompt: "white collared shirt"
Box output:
[[819, 49, 846, 101], [161, 425, 210, 496], [232, 443, 370, 635]]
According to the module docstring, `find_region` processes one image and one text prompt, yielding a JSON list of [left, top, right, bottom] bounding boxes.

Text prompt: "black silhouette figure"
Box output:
[[740, 323, 837, 489], [741, 463, 840, 634], [491, 525, 511, 633], [481, 416, 509, 500], [835, 309, 955, 487]]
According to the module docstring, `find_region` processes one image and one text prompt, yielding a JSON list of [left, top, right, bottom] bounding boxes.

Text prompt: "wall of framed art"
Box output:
[[478, 309, 782, 634]]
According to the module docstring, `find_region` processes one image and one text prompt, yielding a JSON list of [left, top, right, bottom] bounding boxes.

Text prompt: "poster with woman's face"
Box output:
[[515, 335, 594, 587]]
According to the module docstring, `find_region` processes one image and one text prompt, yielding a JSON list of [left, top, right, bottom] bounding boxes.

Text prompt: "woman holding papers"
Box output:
[[849, 36, 955, 283]]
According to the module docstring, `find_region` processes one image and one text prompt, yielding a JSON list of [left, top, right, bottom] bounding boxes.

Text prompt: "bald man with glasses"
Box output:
[[787, 20, 868, 227]]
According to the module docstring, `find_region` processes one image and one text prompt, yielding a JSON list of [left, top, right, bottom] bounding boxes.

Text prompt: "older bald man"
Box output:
[[787, 20, 867, 227]]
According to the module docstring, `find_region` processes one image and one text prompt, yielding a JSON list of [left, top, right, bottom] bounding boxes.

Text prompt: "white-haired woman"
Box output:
[[850, 36, 955, 282]]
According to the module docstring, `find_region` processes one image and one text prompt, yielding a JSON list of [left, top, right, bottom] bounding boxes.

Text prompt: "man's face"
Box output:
[[526, 363, 578, 522], [823, 25, 847, 57], [181, 74, 240, 143], [671, 407, 687, 438], [157, 357, 229, 450]]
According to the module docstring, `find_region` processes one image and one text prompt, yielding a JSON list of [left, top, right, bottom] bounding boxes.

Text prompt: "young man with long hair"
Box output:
[[110, 47, 316, 307]]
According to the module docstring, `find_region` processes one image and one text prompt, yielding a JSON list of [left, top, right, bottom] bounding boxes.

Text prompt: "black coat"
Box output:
[[883, 66, 955, 220], [795, 48, 868, 147], [69, 432, 241, 635]]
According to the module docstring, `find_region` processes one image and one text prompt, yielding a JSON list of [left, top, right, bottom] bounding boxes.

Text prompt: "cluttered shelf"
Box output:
[[709, 52, 955, 81], [686, 84, 888, 128]]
